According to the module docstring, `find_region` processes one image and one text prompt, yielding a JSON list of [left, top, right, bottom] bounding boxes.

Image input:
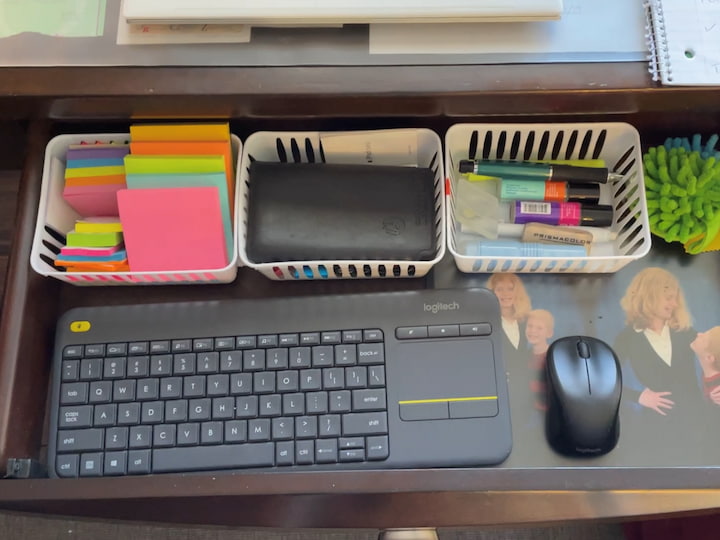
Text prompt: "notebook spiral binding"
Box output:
[[645, 0, 672, 83]]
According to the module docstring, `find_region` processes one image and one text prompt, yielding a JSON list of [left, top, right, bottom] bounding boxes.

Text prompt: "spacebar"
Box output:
[[153, 443, 275, 473]]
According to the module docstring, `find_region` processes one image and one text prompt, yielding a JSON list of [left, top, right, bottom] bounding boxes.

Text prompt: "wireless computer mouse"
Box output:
[[545, 335, 622, 457]]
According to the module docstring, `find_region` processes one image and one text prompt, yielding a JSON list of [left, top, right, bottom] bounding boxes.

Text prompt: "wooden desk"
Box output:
[[1, 62, 720, 529]]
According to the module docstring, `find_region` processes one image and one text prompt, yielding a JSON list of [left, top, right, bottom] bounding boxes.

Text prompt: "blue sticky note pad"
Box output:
[[66, 158, 127, 169], [57, 249, 128, 263], [125, 172, 233, 257]]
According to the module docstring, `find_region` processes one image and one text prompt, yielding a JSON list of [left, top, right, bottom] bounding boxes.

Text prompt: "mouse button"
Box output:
[[585, 353, 620, 396], [577, 340, 590, 359], [548, 352, 591, 399]]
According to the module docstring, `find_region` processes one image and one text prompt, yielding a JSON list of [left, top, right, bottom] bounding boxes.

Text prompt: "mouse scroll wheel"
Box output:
[[577, 340, 591, 359]]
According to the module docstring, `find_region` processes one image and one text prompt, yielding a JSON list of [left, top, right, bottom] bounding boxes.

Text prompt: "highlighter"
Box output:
[[499, 179, 600, 203], [511, 201, 613, 227]]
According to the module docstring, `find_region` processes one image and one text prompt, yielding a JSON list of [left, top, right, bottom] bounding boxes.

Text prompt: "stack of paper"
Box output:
[[56, 218, 128, 272]]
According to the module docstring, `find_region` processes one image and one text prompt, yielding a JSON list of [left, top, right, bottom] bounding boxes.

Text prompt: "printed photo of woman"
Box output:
[[486, 273, 532, 366]]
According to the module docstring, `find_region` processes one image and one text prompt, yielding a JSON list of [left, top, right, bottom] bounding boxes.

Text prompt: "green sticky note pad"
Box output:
[[125, 172, 233, 257], [123, 155, 226, 176], [66, 231, 123, 248]]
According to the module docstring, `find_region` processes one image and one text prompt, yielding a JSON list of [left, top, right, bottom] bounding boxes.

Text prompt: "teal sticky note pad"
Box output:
[[125, 172, 233, 257], [66, 158, 126, 169]]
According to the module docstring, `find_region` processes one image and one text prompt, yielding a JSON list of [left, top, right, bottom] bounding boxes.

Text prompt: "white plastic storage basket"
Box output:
[[445, 122, 651, 274], [30, 133, 242, 286], [238, 129, 446, 280]]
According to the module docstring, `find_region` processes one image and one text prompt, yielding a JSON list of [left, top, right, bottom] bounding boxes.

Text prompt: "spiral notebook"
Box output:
[[646, 0, 720, 85]]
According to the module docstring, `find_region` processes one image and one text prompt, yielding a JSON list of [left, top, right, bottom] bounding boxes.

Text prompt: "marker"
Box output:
[[458, 160, 622, 185], [498, 178, 600, 203], [465, 240, 587, 258], [511, 201, 614, 227]]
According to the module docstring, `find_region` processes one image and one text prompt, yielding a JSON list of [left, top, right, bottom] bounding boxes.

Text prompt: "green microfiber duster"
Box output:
[[643, 134, 720, 254]]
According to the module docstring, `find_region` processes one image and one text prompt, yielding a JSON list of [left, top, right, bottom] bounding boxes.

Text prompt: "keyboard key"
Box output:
[[189, 398, 211, 421], [357, 343, 384, 365], [342, 330, 362, 344], [395, 326, 428, 339], [59, 405, 93, 429], [60, 382, 88, 405], [141, 401, 164, 424], [80, 453, 103, 477], [107, 343, 128, 356], [172, 340, 192, 353], [266, 349, 289, 370], [150, 341, 170, 354], [105, 427, 129, 450], [312, 346, 334, 367], [136, 379, 159, 400], [329, 390, 351, 413], [201, 422, 223, 444], [127, 449, 151, 475], [296, 440, 314, 464], [230, 373, 252, 395], [321, 331, 341, 345], [363, 329, 383, 342], [127, 357, 149, 378], [152, 443, 274, 473], [277, 370, 299, 392], [183, 376, 206, 398], [224, 420, 247, 443], [460, 323, 492, 337], [89, 381, 112, 404], [306, 392, 328, 414], [339, 448, 365, 462], [299, 369, 322, 391], [63, 345, 83, 359], [282, 393, 305, 416], [118, 403, 140, 425], [342, 412, 388, 436], [197, 352, 219, 373], [254, 372, 276, 394], [259, 395, 282, 417], [352, 389, 387, 411], [128, 342, 149, 355], [208, 374, 230, 396], [165, 400, 188, 422], [103, 357, 126, 379], [318, 414, 341, 438], [193, 338, 214, 352], [57, 429, 103, 453], [220, 351, 243, 372], [339, 437, 364, 449], [300, 332, 320, 346], [236, 336, 257, 349], [258, 335, 278, 348], [113, 380, 136, 402], [104, 451, 127, 475], [276, 441, 294, 465], [174, 353, 196, 375], [151, 422, 178, 448], [295, 416, 317, 439], [62, 360, 79, 382], [84, 344, 106, 357], [279, 334, 299, 347], [248, 419, 271, 441], [235, 396, 258, 418], [214, 337, 235, 350], [272, 417, 294, 440], [243, 350, 265, 371], [345, 367, 367, 389], [80, 358, 103, 381], [323, 368, 344, 389], [150, 355, 172, 376], [212, 397, 234, 420], [94, 404, 117, 426], [316, 438, 338, 463], [289, 347, 311, 368], [160, 377, 182, 399], [334, 345, 357, 366], [366, 435, 390, 461], [177, 423, 199, 446], [129, 425, 152, 448], [428, 325, 460, 338], [368, 366, 386, 388], [56, 454, 79, 477]]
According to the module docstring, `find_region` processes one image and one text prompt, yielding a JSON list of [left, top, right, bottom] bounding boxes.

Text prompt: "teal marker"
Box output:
[[458, 159, 622, 185]]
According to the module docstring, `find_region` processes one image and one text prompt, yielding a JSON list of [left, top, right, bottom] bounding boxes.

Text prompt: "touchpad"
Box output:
[[393, 339, 498, 421]]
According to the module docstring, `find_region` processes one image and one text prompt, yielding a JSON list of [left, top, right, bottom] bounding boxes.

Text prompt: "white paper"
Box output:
[[320, 130, 418, 167], [369, 0, 647, 58]]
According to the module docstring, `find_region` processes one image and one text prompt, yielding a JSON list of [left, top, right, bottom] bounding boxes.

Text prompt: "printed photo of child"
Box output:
[[486, 273, 532, 366], [691, 327, 720, 406], [525, 309, 555, 412]]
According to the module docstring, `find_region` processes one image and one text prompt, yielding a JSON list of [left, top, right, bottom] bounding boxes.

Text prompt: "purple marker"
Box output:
[[511, 201, 613, 227]]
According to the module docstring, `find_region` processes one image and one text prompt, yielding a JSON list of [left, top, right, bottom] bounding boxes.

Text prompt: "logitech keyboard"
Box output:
[[49, 288, 512, 478]]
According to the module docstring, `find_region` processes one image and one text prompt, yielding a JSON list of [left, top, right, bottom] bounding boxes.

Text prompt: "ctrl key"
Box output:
[[56, 454, 79, 477]]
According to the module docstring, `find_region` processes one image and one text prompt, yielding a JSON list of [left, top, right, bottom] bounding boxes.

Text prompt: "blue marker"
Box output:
[[465, 240, 587, 258]]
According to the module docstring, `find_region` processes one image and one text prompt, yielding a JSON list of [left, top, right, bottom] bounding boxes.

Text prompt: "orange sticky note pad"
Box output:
[[117, 186, 228, 272], [64, 174, 127, 187]]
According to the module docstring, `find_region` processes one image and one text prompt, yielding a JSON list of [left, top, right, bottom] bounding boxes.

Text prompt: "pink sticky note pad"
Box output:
[[63, 191, 121, 217], [117, 186, 228, 272]]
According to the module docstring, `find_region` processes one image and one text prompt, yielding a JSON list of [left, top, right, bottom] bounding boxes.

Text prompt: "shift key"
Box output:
[[343, 412, 388, 436], [57, 429, 103, 453]]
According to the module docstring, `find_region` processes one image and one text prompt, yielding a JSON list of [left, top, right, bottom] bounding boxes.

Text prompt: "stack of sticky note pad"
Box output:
[[55, 218, 128, 272], [62, 144, 129, 216], [117, 123, 234, 272]]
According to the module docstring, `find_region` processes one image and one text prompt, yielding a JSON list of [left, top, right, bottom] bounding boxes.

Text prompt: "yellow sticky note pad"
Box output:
[[130, 123, 230, 142], [64, 166, 125, 179], [124, 155, 226, 175], [75, 218, 123, 233]]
